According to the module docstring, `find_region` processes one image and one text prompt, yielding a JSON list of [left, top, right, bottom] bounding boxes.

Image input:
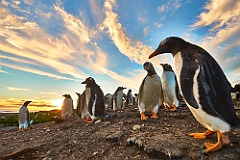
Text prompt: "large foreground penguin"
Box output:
[[149, 37, 240, 153], [18, 101, 32, 131], [82, 77, 105, 123], [138, 62, 163, 120]]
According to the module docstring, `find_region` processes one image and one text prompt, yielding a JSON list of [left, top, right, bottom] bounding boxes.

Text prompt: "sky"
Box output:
[[0, 0, 239, 113]]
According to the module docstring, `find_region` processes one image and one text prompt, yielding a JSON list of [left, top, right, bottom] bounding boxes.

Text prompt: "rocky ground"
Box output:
[[0, 102, 240, 160]]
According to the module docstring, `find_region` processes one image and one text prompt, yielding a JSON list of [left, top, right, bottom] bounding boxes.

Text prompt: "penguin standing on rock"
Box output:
[[149, 37, 240, 153], [138, 62, 163, 120], [112, 87, 126, 111], [18, 101, 32, 131], [82, 77, 105, 123], [61, 94, 74, 119], [160, 63, 180, 111]]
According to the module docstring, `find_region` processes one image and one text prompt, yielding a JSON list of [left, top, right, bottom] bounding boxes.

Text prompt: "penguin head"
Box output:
[[160, 63, 173, 72], [81, 77, 96, 85], [143, 62, 156, 75], [62, 94, 71, 98], [23, 101, 32, 107], [117, 87, 126, 91], [149, 37, 187, 58]]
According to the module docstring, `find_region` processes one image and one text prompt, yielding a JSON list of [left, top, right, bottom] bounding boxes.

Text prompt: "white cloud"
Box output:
[[158, 5, 165, 13], [101, 0, 158, 64], [7, 87, 31, 92], [143, 27, 149, 37], [154, 22, 163, 28], [1, 62, 81, 81]]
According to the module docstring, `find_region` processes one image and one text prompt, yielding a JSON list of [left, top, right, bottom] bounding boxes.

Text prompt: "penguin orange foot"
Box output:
[[170, 105, 177, 111], [151, 112, 159, 119], [141, 112, 148, 120], [188, 129, 214, 139], [204, 132, 230, 153]]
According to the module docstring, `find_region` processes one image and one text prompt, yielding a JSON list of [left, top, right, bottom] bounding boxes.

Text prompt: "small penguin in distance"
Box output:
[[138, 62, 164, 120], [112, 87, 126, 111], [61, 94, 74, 119], [82, 77, 105, 123], [105, 93, 113, 109], [160, 63, 180, 111], [149, 37, 240, 153], [126, 89, 134, 106], [18, 101, 32, 131]]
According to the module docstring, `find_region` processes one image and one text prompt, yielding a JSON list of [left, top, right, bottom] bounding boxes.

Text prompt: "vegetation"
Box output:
[[0, 110, 61, 128]]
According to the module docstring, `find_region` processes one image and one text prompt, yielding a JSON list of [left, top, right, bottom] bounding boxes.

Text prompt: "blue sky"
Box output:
[[0, 0, 239, 112]]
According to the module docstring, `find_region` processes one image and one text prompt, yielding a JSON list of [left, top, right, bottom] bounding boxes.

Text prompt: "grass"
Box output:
[[0, 110, 61, 128]]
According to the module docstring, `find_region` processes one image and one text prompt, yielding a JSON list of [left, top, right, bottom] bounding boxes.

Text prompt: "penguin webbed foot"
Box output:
[[170, 105, 177, 111], [141, 112, 148, 120], [203, 132, 229, 154], [188, 130, 214, 139], [83, 116, 94, 124], [151, 112, 159, 119]]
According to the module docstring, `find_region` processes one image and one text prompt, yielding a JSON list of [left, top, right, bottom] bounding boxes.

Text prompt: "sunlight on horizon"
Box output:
[[50, 99, 63, 110], [0, 99, 63, 113]]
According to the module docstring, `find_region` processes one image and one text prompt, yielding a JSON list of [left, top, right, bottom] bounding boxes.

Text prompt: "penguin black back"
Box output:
[[82, 77, 105, 117]]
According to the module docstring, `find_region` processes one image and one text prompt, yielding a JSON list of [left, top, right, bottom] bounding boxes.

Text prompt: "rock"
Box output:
[[106, 131, 124, 142], [133, 125, 141, 130]]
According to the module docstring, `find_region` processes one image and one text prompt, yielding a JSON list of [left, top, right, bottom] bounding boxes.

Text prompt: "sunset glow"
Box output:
[[0, 0, 239, 113]]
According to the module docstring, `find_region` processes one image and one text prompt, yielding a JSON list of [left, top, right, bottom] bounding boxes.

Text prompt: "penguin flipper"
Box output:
[[88, 93, 96, 116], [138, 77, 146, 105], [180, 55, 199, 109], [175, 76, 181, 100], [27, 110, 30, 126]]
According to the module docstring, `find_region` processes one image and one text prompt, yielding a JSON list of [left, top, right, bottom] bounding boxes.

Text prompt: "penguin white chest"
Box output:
[[161, 72, 178, 106], [139, 75, 162, 112], [85, 88, 91, 106]]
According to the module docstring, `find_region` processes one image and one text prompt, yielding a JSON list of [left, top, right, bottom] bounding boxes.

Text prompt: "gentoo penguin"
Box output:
[[134, 93, 138, 106], [81, 77, 105, 123], [126, 89, 134, 106], [160, 63, 180, 111], [18, 101, 32, 131], [76, 91, 89, 121], [149, 37, 240, 153], [112, 87, 126, 111], [76, 92, 81, 115], [61, 94, 74, 119], [138, 62, 163, 120], [105, 93, 113, 109]]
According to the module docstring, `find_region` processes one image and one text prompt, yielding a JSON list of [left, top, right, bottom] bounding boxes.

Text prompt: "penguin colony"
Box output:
[[17, 37, 240, 154]]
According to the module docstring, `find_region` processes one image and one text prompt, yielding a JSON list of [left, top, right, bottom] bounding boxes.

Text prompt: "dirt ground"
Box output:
[[1, 101, 240, 160]]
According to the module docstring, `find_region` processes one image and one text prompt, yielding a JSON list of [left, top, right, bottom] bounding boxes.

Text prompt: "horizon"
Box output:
[[0, 0, 239, 113]]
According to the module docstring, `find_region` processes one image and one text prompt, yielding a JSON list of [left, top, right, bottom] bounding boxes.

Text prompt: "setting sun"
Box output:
[[51, 99, 63, 110]]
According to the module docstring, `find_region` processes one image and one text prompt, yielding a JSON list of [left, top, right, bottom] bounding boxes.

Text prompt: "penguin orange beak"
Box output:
[[149, 48, 162, 59], [81, 81, 87, 84]]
